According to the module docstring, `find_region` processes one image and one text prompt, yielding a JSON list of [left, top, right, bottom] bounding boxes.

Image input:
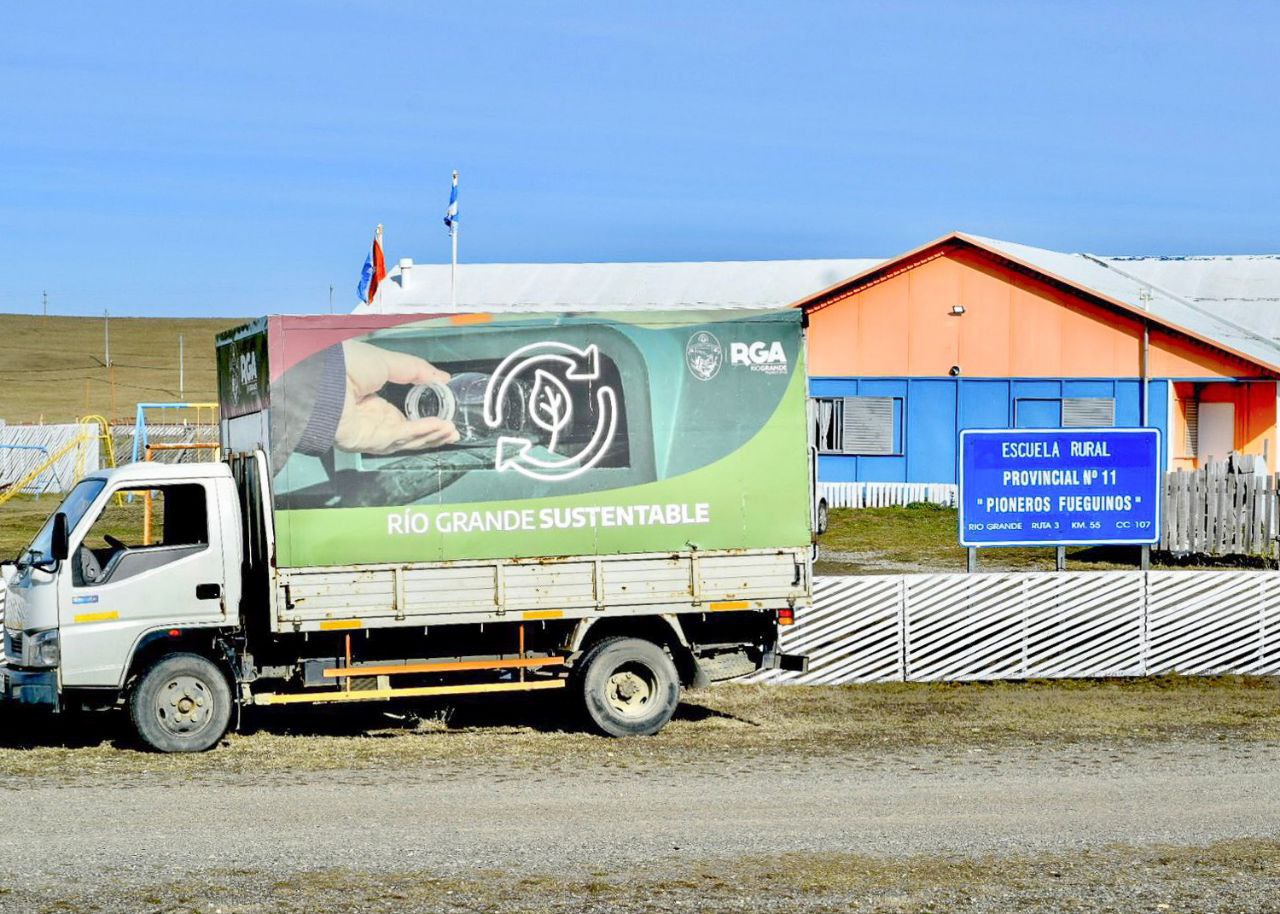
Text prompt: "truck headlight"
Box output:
[[26, 629, 59, 668]]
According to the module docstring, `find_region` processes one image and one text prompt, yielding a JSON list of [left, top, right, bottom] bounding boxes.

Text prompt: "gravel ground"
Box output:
[[0, 736, 1277, 912]]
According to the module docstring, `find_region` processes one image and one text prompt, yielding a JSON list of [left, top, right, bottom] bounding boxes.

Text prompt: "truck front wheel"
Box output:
[[576, 637, 680, 737], [128, 652, 232, 753]]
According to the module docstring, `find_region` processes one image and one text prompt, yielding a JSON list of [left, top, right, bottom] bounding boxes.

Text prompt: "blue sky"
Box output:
[[2, 2, 1277, 316]]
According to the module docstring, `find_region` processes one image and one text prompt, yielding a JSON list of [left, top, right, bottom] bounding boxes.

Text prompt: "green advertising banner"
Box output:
[[253, 309, 809, 568]]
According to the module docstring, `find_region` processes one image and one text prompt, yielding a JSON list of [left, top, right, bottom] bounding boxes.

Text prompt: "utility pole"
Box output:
[[179, 334, 185, 398], [105, 309, 115, 417], [329, 284, 334, 314], [42, 290, 48, 316]]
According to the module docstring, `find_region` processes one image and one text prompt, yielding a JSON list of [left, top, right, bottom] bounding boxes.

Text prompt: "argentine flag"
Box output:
[[356, 226, 386, 303], [443, 170, 458, 233]]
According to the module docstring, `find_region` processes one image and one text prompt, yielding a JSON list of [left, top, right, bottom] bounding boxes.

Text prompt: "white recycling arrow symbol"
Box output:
[[483, 340, 618, 481]]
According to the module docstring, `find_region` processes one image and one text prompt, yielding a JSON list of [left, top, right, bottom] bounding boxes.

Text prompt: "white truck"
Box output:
[[0, 309, 811, 751]]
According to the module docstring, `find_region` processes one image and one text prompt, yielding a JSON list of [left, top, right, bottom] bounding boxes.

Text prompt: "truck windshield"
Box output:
[[20, 478, 107, 567]]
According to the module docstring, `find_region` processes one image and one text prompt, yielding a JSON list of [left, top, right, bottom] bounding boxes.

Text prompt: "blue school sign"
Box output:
[[959, 428, 1161, 547]]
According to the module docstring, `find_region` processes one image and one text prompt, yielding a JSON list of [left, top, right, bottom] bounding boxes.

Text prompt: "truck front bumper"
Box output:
[[0, 664, 58, 708]]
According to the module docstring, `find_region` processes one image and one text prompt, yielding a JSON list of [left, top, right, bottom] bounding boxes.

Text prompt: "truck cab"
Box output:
[[2, 462, 241, 719]]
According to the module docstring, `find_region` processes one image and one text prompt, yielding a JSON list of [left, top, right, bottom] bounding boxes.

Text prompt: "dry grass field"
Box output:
[[0, 675, 1274, 783], [0, 312, 242, 423]]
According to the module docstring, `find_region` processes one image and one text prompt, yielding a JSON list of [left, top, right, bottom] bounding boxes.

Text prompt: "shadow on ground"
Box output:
[[0, 688, 751, 750]]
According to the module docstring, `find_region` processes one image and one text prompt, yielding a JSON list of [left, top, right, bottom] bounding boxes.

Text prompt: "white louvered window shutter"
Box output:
[[1184, 400, 1199, 457], [841, 396, 895, 455], [1062, 397, 1115, 428]]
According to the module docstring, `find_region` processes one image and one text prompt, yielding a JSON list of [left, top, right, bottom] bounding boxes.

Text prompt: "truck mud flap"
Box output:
[[775, 652, 808, 673]]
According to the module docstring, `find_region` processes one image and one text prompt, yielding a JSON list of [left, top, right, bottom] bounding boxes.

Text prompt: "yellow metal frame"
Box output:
[[253, 678, 565, 706], [0, 416, 122, 509], [322, 656, 564, 678], [0, 432, 91, 507]]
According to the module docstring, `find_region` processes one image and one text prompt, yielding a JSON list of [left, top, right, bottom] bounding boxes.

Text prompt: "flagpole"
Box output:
[[449, 170, 459, 308]]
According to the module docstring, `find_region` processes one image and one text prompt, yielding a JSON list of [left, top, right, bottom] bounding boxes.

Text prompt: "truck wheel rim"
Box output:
[[604, 664, 655, 718], [156, 675, 214, 736]]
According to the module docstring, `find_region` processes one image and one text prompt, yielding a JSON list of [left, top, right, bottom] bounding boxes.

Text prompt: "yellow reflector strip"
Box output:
[[73, 610, 119, 624], [522, 609, 564, 620], [319, 619, 363, 631], [709, 600, 750, 611]]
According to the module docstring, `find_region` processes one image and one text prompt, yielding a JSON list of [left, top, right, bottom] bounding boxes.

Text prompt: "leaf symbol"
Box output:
[[530, 369, 573, 453]]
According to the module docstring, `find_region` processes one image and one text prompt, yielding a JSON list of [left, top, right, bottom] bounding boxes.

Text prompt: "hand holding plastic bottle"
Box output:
[[335, 340, 461, 454]]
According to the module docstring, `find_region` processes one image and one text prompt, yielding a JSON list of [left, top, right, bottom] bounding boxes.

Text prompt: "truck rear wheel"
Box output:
[[128, 652, 232, 753], [576, 637, 680, 737]]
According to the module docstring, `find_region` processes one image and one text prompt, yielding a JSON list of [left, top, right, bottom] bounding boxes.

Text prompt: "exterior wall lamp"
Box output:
[[950, 304, 966, 316]]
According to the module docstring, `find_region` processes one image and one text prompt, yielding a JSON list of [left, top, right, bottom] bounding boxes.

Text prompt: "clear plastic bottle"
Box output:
[[403, 372, 528, 441]]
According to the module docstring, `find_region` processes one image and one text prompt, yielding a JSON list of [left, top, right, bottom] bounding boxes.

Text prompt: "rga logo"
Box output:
[[730, 340, 788, 375], [685, 332, 723, 381], [231, 350, 259, 400]]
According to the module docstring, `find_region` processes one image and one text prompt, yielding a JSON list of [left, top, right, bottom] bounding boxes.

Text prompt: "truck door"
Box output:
[[58, 481, 227, 687]]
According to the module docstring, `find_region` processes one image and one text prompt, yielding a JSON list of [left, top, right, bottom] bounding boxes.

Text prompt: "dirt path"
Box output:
[[3, 739, 1276, 881], [3, 680, 1278, 911]]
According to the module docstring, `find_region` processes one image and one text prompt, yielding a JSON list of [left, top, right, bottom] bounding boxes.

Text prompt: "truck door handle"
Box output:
[[196, 583, 221, 600]]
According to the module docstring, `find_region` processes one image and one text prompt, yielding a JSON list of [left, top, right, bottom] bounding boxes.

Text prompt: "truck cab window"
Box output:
[[74, 484, 209, 587]]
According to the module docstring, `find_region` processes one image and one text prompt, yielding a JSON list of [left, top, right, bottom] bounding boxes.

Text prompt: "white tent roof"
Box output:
[[355, 258, 880, 314]]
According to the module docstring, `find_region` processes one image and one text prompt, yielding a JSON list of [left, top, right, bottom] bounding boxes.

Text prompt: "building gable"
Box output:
[[805, 237, 1278, 381]]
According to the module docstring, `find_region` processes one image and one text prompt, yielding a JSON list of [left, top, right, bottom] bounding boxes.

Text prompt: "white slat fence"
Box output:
[[818, 482, 957, 509], [754, 570, 1280, 684]]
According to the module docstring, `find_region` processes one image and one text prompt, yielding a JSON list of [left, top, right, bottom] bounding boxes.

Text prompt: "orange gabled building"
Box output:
[[796, 233, 1280, 488]]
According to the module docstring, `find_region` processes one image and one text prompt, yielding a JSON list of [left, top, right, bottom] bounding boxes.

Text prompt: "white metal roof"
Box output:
[[354, 237, 1280, 373], [354, 258, 881, 314], [1096, 253, 1280, 341], [959, 233, 1280, 372]]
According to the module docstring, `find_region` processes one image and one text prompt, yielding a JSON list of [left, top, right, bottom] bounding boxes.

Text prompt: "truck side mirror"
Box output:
[[51, 513, 69, 563]]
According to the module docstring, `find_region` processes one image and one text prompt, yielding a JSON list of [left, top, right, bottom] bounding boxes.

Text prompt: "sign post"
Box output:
[[959, 428, 1161, 555]]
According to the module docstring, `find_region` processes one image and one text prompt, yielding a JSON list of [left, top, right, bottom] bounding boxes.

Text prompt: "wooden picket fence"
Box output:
[[1161, 457, 1279, 558]]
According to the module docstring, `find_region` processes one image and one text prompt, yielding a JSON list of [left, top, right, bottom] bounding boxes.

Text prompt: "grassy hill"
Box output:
[[0, 314, 245, 424]]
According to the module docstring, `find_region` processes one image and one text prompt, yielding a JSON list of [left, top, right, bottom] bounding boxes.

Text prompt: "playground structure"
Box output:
[[129, 402, 220, 465], [0, 404, 219, 511], [0, 416, 117, 508]]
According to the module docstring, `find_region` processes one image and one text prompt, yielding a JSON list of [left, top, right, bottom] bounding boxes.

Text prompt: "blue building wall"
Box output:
[[812, 376, 1171, 485]]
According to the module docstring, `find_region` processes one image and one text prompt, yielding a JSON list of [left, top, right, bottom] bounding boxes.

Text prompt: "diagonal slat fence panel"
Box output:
[[1023, 572, 1144, 678], [906, 574, 1025, 681], [1146, 572, 1270, 675], [752, 570, 1280, 686], [752, 576, 902, 684]]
